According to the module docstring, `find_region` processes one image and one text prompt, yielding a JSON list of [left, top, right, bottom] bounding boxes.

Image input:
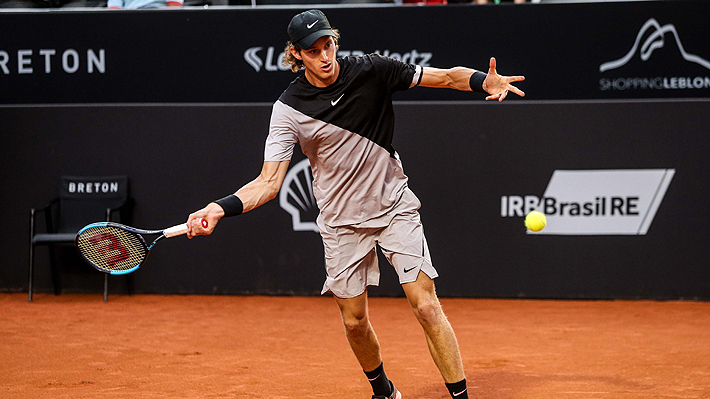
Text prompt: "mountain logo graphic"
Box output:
[[600, 18, 710, 73]]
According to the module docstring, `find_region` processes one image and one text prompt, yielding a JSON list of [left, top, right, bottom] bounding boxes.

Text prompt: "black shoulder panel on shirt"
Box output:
[[278, 55, 416, 157]]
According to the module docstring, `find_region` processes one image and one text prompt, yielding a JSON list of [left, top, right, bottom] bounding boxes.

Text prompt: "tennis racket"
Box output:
[[75, 218, 208, 275]]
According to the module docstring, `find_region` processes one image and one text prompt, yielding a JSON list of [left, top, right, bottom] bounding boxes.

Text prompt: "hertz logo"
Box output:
[[244, 46, 432, 73]]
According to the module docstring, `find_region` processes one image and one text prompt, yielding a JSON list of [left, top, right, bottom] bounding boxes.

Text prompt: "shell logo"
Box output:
[[278, 159, 319, 233]]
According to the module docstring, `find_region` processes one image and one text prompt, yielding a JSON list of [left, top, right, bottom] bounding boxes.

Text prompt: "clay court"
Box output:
[[1, 293, 709, 398]]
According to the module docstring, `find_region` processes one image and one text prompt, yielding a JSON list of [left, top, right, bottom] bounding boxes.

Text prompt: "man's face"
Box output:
[[292, 36, 339, 88]]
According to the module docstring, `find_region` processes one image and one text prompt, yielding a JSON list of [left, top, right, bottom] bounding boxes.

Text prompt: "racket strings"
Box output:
[[76, 226, 147, 272]]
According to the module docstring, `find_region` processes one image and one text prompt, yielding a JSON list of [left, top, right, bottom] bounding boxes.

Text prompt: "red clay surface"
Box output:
[[1, 294, 709, 399]]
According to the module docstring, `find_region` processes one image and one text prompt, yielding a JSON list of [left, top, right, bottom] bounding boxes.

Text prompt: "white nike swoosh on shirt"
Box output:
[[331, 94, 344, 106], [307, 21, 318, 29], [453, 388, 467, 396]]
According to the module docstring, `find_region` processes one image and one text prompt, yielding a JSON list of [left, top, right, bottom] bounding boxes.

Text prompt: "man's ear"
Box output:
[[290, 47, 302, 60]]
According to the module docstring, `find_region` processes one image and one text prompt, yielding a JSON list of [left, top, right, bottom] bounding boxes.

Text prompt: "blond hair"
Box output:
[[282, 30, 341, 73]]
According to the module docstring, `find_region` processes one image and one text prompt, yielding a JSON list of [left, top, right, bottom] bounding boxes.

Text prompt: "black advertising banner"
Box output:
[[1, 0, 710, 104], [3, 99, 710, 299]]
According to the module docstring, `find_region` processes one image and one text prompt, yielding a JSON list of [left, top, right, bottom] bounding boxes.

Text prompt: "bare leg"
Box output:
[[402, 271, 466, 383], [333, 290, 383, 372]]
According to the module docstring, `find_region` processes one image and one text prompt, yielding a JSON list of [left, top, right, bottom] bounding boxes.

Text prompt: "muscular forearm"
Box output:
[[234, 175, 281, 213], [227, 160, 289, 213], [419, 66, 479, 91], [446, 67, 478, 91], [190, 171, 280, 235], [193, 161, 286, 233], [420, 58, 525, 102]]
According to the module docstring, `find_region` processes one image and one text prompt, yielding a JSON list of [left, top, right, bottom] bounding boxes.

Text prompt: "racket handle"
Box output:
[[164, 218, 208, 238]]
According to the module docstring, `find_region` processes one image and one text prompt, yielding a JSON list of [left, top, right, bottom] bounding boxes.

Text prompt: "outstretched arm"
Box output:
[[419, 57, 525, 102], [186, 160, 291, 238]]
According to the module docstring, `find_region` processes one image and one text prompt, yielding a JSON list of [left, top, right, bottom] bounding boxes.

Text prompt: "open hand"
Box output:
[[483, 57, 525, 102]]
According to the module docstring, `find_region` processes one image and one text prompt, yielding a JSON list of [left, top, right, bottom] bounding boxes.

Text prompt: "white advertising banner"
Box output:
[[537, 169, 675, 235]]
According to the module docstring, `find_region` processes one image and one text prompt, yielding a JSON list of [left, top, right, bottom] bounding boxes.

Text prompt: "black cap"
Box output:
[[287, 9, 336, 50]]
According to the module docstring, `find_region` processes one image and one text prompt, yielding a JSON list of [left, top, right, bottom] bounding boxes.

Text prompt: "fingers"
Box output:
[[485, 57, 525, 101], [186, 214, 198, 239], [486, 93, 501, 101], [486, 75, 525, 101], [503, 75, 525, 98], [186, 212, 211, 239], [509, 84, 525, 98], [485, 92, 508, 102], [486, 83, 525, 102], [487, 86, 524, 101]]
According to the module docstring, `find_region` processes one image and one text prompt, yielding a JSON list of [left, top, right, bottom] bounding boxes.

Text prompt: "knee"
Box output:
[[342, 312, 370, 338], [413, 297, 444, 328]]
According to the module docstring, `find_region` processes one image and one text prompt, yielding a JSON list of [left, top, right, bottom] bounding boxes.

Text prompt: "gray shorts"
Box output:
[[317, 188, 439, 299]]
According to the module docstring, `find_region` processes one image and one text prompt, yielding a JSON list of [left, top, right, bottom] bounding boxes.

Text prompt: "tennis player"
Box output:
[[187, 9, 524, 399]]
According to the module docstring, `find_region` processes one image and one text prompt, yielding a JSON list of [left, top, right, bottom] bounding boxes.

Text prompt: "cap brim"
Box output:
[[296, 29, 336, 50]]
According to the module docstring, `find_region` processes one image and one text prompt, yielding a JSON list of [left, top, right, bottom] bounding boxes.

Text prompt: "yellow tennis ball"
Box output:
[[525, 211, 547, 232]]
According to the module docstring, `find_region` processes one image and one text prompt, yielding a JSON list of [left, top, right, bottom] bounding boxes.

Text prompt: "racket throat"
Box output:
[[147, 234, 167, 251]]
